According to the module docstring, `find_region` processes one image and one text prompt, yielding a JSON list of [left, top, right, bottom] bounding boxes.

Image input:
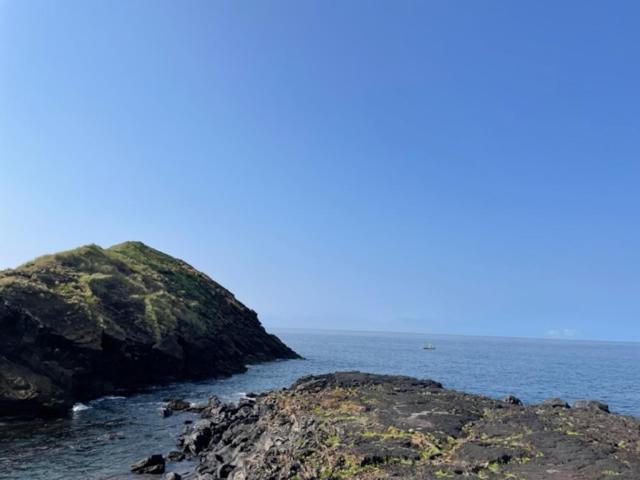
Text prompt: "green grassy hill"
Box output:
[[0, 242, 299, 416]]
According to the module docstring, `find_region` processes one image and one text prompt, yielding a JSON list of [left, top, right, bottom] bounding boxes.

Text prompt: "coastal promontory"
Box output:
[[0, 241, 299, 417], [177, 372, 640, 480]]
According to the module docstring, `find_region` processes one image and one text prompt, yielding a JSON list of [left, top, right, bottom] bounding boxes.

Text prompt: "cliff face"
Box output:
[[177, 372, 640, 480], [0, 242, 299, 417]]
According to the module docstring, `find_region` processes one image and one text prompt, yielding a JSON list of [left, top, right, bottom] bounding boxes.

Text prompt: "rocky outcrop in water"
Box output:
[[0, 242, 299, 417], [131, 454, 166, 474], [177, 372, 640, 479]]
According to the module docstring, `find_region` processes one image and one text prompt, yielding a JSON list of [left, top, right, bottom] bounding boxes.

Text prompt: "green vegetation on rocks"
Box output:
[[177, 372, 640, 480], [0, 241, 299, 417]]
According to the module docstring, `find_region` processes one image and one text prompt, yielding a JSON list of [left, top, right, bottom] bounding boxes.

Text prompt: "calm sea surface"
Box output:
[[1, 330, 639, 480]]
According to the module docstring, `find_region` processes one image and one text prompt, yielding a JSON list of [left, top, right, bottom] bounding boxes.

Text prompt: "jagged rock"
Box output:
[[543, 397, 570, 408], [131, 454, 165, 474], [573, 400, 610, 412], [164, 473, 181, 480], [216, 463, 235, 478], [167, 450, 185, 462], [502, 395, 523, 405], [200, 396, 225, 418], [181, 419, 214, 455], [178, 372, 640, 480], [0, 242, 299, 417], [166, 399, 191, 411], [160, 407, 173, 418]]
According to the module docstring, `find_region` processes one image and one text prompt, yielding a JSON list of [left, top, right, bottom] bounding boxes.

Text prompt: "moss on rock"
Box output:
[[0, 241, 299, 417]]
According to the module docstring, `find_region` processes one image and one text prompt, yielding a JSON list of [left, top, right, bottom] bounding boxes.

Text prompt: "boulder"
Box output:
[[131, 454, 165, 474], [167, 450, 185, 462], [166, 399, 191, 411], [573, 400, 610, 413], [182, 419, 214, 455], [217, 463, 235, 478], [160, 406, 173, 418], [502, 395, 523, 406], [543, 397, 570, 408]]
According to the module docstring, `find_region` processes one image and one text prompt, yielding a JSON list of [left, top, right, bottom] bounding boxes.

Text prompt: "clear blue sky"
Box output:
[[1, 1, 639, 341]]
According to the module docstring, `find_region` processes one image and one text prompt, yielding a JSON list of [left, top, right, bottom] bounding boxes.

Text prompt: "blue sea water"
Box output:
[[0, 329, 638, 480]]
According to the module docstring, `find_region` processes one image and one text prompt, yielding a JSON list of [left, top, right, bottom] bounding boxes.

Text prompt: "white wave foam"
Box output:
[[94, 395, 126, 402], [72, 403, 91, 412]]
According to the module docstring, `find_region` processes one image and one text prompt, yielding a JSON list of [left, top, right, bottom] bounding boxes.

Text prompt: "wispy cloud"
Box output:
[[546, 328, 578, 339]]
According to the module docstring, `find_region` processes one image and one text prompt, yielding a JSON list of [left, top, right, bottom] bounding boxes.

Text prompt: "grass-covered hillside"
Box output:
[[0, 242, 299, 417]]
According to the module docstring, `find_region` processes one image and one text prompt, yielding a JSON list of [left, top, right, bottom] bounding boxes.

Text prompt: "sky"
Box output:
[[1, 1, 639, 341]]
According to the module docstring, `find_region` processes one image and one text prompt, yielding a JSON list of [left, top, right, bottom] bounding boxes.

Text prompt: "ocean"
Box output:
[[1, 329, 638, 480]]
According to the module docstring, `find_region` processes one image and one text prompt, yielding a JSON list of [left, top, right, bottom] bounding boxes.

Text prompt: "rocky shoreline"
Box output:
[[142, 372, 640, 480]]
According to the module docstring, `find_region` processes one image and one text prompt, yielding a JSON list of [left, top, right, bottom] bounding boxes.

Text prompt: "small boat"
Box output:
[[423, 343, 436, 350]]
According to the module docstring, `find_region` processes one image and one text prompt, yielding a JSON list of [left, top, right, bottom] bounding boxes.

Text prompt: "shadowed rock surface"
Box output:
[[0, 241, 299, 417], [177, 372, 640, 480], [131, 454, 165, 474]]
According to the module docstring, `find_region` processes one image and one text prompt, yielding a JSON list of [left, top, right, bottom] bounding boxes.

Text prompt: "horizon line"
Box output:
[[268, 325, 640, 345]]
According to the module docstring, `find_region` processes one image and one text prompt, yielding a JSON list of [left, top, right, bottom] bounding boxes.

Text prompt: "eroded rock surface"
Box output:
[[178, 372, 640, 479]]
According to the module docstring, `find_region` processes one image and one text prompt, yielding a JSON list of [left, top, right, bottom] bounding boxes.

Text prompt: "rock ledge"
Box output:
[[176, 371, 640, 480]]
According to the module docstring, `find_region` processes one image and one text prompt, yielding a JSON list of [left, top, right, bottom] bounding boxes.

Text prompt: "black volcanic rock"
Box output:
[[0, 241, 299, 417], [543, 397, 570, 408], [131, 454, 165, 474], [177, 372, 640, 480], [501, 394, 523, 405], [573, 399, 610, 412]]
